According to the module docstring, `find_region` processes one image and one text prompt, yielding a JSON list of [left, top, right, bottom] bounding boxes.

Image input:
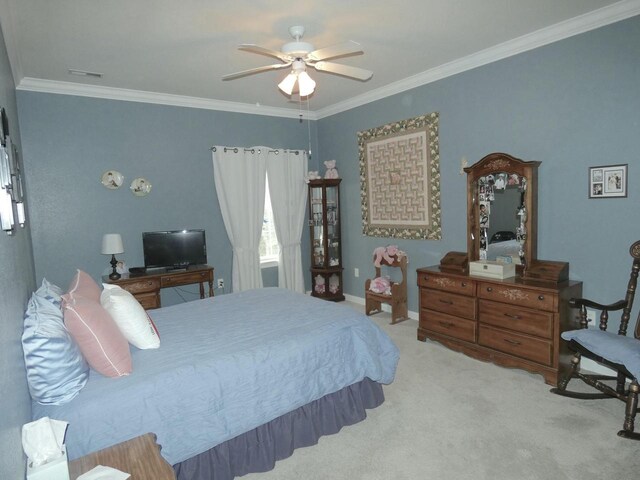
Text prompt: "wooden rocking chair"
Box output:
[[551, 240, 640, 440], [365, 254, 408, 325]]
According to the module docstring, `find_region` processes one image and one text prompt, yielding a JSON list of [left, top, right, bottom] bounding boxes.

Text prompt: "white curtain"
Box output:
[[266, 150, 308, 293], [212, 146, 267, 292]]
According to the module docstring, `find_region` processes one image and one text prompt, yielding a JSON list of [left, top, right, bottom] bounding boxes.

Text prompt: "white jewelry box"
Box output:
[[469, 260, 516, 279]]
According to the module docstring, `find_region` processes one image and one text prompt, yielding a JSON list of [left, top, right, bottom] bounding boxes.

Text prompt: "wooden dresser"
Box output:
[[104, 265, 214, 310], [416, 266, 582, 386]]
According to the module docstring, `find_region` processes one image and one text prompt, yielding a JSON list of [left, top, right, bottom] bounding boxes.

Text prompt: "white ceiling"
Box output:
[[2, 0, 639, 118]]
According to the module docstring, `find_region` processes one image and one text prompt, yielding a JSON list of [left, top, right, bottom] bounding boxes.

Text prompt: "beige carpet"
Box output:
[[245, 302, 639, 480]]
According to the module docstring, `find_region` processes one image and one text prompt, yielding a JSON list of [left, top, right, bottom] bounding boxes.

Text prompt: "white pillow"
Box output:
[[100, 284, 160, 349]]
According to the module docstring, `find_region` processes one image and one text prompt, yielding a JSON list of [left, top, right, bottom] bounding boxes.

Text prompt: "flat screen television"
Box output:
[[142, 229, 207, 269]]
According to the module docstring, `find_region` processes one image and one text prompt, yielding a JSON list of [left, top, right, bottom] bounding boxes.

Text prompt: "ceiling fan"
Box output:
[[222, 26, 373, 97]]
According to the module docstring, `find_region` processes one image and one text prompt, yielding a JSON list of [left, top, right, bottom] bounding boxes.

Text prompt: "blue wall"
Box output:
[[319, 15, 640, 318], [15, 16, 640, 318], [17, 94, 316, 304], [0, 23, 36, 480], [3, 13, 638, 479]]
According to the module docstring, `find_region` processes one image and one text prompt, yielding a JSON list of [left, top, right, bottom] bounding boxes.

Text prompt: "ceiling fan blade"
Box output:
[[238, 44, 292, 62], [306, 41, 363, 62], [222, 62, 291, 81], [313, 61, 373, 81]]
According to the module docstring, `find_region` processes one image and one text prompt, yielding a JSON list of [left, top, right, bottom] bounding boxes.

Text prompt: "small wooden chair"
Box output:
[[365, 254, 408, 324], [551, 240, 640, 440]]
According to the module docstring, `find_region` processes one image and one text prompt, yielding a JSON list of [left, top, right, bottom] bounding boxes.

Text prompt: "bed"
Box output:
[[486, 238, 521, 262], [32, 287, 399, 479]]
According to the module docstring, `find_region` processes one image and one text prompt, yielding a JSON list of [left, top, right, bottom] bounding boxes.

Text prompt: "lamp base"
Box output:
[[109, 254, 121, 280]]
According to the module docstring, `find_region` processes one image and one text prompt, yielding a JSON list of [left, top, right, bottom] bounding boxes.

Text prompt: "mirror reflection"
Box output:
[[477, 172, 527, 265]]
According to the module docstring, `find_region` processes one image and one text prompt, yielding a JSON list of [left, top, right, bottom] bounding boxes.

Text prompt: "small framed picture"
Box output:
[[589, 164, 627, 198]]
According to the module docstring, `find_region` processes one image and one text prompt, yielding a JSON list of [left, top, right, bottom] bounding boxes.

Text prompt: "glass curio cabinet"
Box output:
[[308, 178, 344, 301]]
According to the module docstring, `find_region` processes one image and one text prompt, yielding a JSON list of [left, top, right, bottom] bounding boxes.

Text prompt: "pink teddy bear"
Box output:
[[324, 160, 339, 179], [369, 276, 392, 295], [373, 245, 400, 267]]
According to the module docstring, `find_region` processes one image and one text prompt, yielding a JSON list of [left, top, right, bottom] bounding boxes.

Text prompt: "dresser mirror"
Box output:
[[464, 152, 540, 273]]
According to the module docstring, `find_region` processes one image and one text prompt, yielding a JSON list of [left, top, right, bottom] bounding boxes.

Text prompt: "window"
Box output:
[[260, 176, 279, 266]]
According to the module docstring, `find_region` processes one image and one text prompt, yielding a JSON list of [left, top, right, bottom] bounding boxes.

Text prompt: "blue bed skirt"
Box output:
[[174, 378, 384, 480]]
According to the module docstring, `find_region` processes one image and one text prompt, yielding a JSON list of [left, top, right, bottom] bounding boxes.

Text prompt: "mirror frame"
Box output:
[[464, 152, 540, 273]]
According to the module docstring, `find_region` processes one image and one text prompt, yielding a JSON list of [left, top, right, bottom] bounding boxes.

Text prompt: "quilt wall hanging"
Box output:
[[358, 112, 441, 240]]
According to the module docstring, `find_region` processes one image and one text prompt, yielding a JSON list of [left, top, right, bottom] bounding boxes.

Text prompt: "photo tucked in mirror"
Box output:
[[477, 172, 527, 265]]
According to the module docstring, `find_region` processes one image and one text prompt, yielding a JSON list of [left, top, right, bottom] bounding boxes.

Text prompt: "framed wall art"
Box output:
[[589, 164, 627, 198], [357, 112, 441, 240]]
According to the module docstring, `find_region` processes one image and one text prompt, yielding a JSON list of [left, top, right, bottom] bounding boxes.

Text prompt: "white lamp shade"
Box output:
[[101, 233, 124, 255], [297, 71, 316, 97], [278, 73, 298, 95]]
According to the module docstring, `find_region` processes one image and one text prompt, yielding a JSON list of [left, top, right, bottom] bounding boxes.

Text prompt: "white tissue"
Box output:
[[76, 465, 130, 480], [22, 417, 68, 468]]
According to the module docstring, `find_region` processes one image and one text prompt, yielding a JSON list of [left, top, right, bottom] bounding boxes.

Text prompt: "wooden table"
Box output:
[[68, 433, 175, 479], [104, 264, 214, 310]]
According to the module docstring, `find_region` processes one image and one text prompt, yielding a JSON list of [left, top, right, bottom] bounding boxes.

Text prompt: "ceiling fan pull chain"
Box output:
[[307, 97, 312, 160]]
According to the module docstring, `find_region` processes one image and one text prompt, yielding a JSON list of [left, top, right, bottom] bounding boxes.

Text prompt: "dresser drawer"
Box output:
[[478, 325, 553, 366], [417, 273, 475, 296], [421, 288, 476, 320], [161, 270, 211, 288], [477, 282, 556, 312], [120, 278, 160, 295], [479, 299, 553, 339], [420, 310, 476, 343], [135, 292, 160, 310]]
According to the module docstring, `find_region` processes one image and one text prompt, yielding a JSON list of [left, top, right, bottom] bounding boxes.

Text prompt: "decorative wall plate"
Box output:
[[101, 170, 124, 189], [130, 177, 152, 196]]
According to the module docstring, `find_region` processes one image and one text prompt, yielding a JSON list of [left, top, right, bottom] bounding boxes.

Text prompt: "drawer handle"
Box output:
[[486, 287, 493, 292], [461, 282, 467, 287], [504, 313, 522, 320], [538, 295, 545, 301], [438, 299, 453, 305], [438, 321, 454, 328], [504, 339, 521, 346]]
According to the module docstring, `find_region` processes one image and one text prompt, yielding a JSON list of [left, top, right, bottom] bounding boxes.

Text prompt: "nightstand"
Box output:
[[68, 433, 175, 480]]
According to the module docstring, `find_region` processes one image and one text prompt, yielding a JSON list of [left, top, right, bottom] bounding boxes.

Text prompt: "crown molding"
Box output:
[[16, 78, 319, 120], [315, 0, 640, 119], [12, 1, 640, 121]]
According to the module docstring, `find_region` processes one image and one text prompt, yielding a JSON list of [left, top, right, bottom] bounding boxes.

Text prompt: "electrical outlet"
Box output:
[[217, 278, 224, 289], [354, 268, 359, 278], [586, 308, 596, 324]]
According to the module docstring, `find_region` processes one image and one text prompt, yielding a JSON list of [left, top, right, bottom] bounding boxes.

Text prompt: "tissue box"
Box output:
[[469, 260, 516, 279], [27, 445, 69, 480]]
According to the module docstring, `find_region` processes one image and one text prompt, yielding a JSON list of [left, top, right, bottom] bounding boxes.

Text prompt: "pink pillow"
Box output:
[[67, 269, 101, 302], [62, 293, 132, 377]]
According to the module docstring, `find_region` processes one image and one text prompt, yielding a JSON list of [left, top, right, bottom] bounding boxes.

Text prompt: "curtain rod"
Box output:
[[210, 146, 301, 155]]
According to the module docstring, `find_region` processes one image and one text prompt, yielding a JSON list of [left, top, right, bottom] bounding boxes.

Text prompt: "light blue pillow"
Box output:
[[562, 328, 640, 380], [34, 278, 64, 308], [22, 294, 89, 405]]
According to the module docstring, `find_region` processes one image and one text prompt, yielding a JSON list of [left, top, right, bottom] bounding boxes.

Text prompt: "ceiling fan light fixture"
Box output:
[[297, 71, 316, 97], [278, 72, 298, 95]]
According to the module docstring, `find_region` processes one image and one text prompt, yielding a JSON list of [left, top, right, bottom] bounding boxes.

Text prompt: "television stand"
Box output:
[[103, 264, 214, 310]]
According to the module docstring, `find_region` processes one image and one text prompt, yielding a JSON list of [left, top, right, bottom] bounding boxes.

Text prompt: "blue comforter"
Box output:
[[32, 288, 399, 464]]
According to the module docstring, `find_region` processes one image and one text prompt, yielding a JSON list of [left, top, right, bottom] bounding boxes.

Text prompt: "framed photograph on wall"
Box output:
[[589, 164, 627, 198]]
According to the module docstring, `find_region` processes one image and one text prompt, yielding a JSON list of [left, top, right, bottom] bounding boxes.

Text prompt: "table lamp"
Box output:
[[101, 233, 124, 280]]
